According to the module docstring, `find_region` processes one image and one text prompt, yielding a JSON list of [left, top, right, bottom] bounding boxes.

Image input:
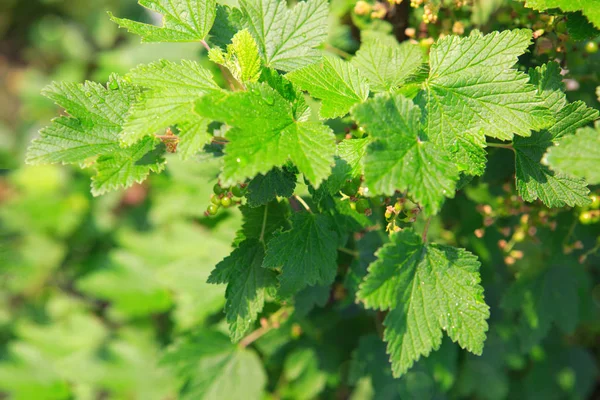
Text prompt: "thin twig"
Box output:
[[239, 307, 291, 348], [422, 217, 432, 242], [293, 195, 312, 213], [338, 247, 359, 257], [259, 203, 269, 243], [486, 142, 514, 150], [324, 44, 352, 60]]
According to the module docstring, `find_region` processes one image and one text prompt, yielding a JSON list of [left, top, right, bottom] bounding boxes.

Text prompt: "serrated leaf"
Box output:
[[421, 29, 553, 175], [92, 137, 166, 196], [195, 83, 335, 186], [502, 265, 579, 351], [246, 167, 297, 207], [209, 29, 262, 84], [352, 94, 458, 215], [514, 63, 597, 206], [263, 213, 338, 297], [123, 60, 220, 147], [208, 239, 277, 342], [514, 132, 590, 208], [26, 76, 166, 194], [27, 77, 138, 164], [237, 0, 328, 71], [176, 116, 211, 160], [545, 124, 600, 185], [321, 138, 369, 195], [110, 0, 217, 42], [357, 230, 489, 377], [352, 34, 424, 92], [566, 12, 600, 41], [236, 201, 291, 245], [162, 330, 266, 400], [286, 56, 369, 119], [521, 0, 600, 29]]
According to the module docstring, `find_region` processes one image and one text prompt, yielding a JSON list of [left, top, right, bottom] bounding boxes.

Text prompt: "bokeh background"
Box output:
[[0, 0, 599, 399]]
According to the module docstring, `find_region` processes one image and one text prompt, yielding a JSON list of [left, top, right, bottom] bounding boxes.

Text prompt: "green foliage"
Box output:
[[110, 0, 217, 42], [521, 0, 600, 28], [8, 0, 600, 398]]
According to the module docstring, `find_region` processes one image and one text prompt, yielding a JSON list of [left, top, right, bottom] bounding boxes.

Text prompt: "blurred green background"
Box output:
[[0, 1, 241, 398], [1, 0, 599, 399]]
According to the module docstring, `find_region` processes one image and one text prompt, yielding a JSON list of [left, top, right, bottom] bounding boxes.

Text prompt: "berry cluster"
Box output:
[[383, 196, 421, 232], [205, 182, 247, 216], [341, 177, 372, 215]]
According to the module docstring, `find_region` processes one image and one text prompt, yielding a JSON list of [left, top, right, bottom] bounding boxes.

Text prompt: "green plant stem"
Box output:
[[486, 142, 514, 150], [422, 217, 432, 242], [201, 39, 241, 91], [293, 195, 312, 213], [338, 247, 359, 257], [238, 307, 292, 348]]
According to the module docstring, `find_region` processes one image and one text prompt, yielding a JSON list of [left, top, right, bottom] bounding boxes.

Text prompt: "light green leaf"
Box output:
[[237, 0, 329, 71], [352, 34, 424, 92], [514, 133, 590, 207], [162, 330, 266, 400], [357, 230, 489, 377], [123, 60, 220, 147], [246, 167, 297, 207], [352, 94, 458, 215], [422, 29, 553, 175], [195, 83, 335, 186], [521, 0, 600, 29], [110, 0, 217, 42], [208, 29, 262, 84], [26, 76, 166, 195], [92, 136, 166, 196], [27, 77, 138, 164], [263, 213, 338, 297], [286, 56, 369, 119], [514, 63, 597, 206], [176, 116, 211, 160], [208, 239, 277, 342], [545, 123, 600, 185]]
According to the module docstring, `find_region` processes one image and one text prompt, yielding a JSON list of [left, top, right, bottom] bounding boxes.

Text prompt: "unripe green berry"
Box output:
[[589, 194, 600, 209], [394, 201, 403, 212], [385, 210, 393, 219], [211, 195, 221, 205], [213, 183, 224, 195], [579, 211, 593, 224], [355, 199, 370, 214], [207, 204, 219, 215], [585, 41, 598, 54], [221, 197, 232, 208], [231, 185, 245, 198], [342, 180, 360, 196]]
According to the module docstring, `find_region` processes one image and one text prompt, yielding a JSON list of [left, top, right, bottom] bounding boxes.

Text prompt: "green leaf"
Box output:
[[286, 56, 369, 119], [421, 29, 553, 175], [208, 239, 277, 342], [123, 60, 220, 148], [321, 138, 369, 195], [26, 76, 166, 195], [208, 29, 262, 84], [162, 330, 266, 399], [352, 94, 458, 215], [566, 12, 600, 41], [27, 77, 139, 164], [521, 0, 600, 29], [514, 133, 590, 207], [357, 230, 489, 377], [195, 83, 335, 186], [246, 167, 297, 207], [514, 63, 597, 206], [237, 0, 329, 71], [502, 265, 579, 351], [236, 201, 291, 245], [92, 136, 166, 196], [263, 213, 338, 297], [109, 0, 217, 42], [352, 33, 424, 92], [545, 123, 600, 185]]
